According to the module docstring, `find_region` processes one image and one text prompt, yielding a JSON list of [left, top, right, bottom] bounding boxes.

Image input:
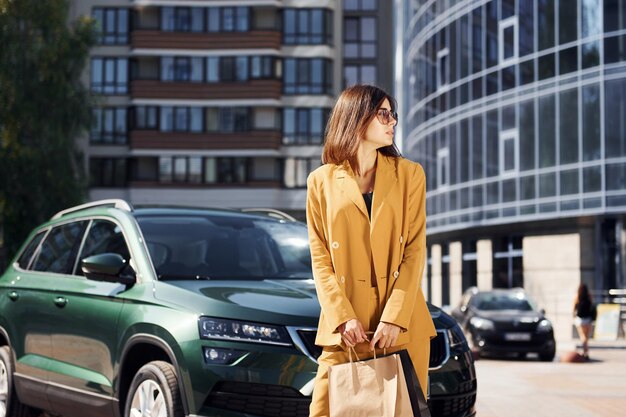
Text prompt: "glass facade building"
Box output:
[[400, 0, 626, 338]]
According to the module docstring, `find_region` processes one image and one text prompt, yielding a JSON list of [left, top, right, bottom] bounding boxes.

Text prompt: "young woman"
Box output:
[[573, 283, 595, 359], [306, 85, 436, 416]]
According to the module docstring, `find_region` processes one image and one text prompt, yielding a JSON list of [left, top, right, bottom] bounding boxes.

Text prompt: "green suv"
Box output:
[[0, 200, 476, 417]]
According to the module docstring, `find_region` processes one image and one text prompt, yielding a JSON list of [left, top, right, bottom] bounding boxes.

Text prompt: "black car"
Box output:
[[427, 303, 477, 417], [451, 287, 556, 361]]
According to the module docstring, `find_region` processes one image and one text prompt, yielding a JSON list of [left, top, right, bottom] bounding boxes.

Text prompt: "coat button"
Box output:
[[399, 235, 403, 243], [331, 241, 340, 249], [340, 276, 345, 283], [393, 271, 399, 278]]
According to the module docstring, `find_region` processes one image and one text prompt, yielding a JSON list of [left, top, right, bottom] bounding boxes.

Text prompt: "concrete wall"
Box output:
[[430, 244, 442, 306], [449, 241, 462, 308], [477, 239, 492, 290], [523, 233, 581, 344]]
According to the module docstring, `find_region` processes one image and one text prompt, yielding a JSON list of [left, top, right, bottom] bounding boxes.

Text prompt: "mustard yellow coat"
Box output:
[[305, 152, 436, 347]]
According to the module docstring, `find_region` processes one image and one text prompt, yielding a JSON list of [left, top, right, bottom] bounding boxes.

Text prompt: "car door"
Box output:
[[6, 221, 88, 410], [45, 218, 133, 417]]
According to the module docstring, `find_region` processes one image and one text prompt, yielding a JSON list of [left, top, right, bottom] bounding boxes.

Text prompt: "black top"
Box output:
[[575, 300, 594, 319], [362, 192, 373, 218]]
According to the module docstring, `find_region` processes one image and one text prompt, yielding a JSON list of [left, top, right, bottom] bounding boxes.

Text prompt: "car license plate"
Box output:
[[504, 332, 531, 341]]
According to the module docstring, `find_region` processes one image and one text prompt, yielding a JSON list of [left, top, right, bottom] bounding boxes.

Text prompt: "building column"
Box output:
[[523, 234, 581, 343], [449, 241, 463, 308], [476, 239, 492, 290], [430, 244, 442, 306]]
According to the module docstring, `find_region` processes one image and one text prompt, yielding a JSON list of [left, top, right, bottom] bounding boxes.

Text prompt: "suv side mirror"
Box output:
[[81, 253, 135, 286]]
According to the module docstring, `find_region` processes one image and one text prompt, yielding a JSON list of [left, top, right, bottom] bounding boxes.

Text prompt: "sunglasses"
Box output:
[[376, 108, 398, 125]]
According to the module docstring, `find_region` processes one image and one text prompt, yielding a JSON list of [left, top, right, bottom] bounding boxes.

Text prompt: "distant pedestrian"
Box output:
[[573, 283, 596, 359]]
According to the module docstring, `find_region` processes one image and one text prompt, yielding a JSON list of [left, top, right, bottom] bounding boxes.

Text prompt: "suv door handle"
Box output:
[[8, 291, 19, 301], [54, 296, 68, 308]]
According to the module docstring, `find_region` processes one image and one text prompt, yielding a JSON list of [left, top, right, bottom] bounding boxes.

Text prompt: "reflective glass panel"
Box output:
[[582, 84, 601, 161], [559, 89, 579, 164]]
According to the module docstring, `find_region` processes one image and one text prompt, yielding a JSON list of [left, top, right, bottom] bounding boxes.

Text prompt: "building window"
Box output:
[[283, 58, 332, 95], [499, 16, 518, 64], [437, 48, 449, 90], [161, 57, 203, 82], [500, 129, 518, 175], [493, 236, 523, 288], [282, 108, 329, 145], [344, 64, 377, 87], [159, 107, 203, 132], [133, 106, 158, 130], [344, 0, 377, 11], [250, 158, 281, 182], [437, 147, 449, 188], [283, 158, 321, 188], [165, 156, 202, 183], [92, 8, 128, 45], [206, 107, 251, 132], [283, 9, 333, 45], [161, 7, 204, 32], [204, 56, 280, 83], [91, 58, 128, 94], [216, 158, 247, 183], [462, 241, 478, 291], [90, 158, 127, 187], [207, 7, 249, 32], [343, 16, 376, 58], [91, 108, 127, 144]]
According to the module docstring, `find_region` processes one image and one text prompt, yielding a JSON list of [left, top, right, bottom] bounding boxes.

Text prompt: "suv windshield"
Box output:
[[471, 292, 534, 311], [137, 214, 312, 281]]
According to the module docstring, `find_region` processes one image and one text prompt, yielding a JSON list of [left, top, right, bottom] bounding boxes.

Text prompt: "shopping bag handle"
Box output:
[[348, 345, 387, 363]]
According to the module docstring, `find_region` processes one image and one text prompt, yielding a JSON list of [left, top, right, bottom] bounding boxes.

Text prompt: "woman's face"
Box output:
[[363, 98, 397, 149]]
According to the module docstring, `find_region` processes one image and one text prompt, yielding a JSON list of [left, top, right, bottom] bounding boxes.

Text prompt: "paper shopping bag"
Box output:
[[328, 348, 430, 417]]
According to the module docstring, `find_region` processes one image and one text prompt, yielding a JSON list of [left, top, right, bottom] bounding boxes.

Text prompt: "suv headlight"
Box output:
[[469, 317, 495, 331], [537, 319, 553, 333], [198, 317, 292, 346]]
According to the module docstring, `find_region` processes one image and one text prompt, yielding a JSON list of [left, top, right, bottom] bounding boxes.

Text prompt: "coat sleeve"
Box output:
[[380, 163, 427, 331], [306, 173, 357, 333]]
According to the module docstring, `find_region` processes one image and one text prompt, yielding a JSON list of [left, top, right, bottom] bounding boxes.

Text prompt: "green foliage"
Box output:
[[0, 0, 96, 262]]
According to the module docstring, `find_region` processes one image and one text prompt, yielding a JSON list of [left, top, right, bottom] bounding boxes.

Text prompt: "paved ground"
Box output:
[[475, 341, 626, 417]]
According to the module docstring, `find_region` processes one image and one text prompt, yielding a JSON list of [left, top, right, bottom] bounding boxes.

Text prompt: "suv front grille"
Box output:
[[206, 381, 310, 417], [296, 329, 322, 359], [429, 330, 449, 368], [429, 380, 477, 417], [291, 328, 449, 368]]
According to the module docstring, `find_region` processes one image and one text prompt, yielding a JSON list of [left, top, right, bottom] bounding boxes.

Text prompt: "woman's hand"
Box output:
[[369, 322, 401, 350], [338, 319, 368, 347]]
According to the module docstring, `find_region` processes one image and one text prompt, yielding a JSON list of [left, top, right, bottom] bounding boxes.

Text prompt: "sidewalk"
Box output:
[[475, 343, 626, 417], [559, 337, 626, 352]]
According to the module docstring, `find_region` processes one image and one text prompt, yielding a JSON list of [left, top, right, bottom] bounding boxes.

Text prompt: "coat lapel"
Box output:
[[335, 161, 369, 218], [370, 154, 398, 228]]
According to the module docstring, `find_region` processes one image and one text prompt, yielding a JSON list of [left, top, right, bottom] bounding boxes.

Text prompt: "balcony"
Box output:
[[132, 30, 281, 50], [130, 130, 282, 150], [131, 80, 282, 100]]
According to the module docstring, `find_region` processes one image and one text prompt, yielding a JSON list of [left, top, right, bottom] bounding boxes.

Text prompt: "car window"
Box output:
[[75, 219, 132, 276], [471, 293, 533, 311], [32, 221, 87, 274], [16, 230, 47, 270], [137, 214, 312, 280]]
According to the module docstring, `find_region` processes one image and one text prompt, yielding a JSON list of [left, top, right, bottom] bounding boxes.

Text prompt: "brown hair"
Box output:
[[321, 84, 401, 175], [576, 283, 592, 305]]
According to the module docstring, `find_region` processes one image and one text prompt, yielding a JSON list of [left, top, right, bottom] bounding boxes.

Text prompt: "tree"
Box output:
[[0, 0, 95, 265]]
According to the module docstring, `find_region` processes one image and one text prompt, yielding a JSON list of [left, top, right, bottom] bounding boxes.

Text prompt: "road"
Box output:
[[474, 346, 626, 417]]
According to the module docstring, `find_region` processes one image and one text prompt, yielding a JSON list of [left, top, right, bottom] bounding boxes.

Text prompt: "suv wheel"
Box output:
[[124, 361, 183, 417], [0, 346, 37, 417]]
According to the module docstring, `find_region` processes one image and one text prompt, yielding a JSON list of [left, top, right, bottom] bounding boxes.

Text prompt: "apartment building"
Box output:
[[71, 0, 393, 217]]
